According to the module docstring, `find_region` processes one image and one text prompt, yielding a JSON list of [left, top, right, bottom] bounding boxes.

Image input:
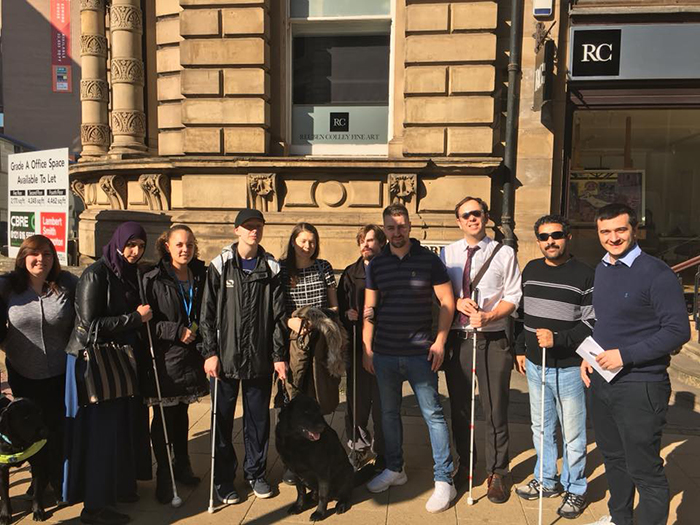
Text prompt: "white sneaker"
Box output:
[[425, 481, 457, 513], [584, 516, 616, 525], [366, 468, 408, 493]]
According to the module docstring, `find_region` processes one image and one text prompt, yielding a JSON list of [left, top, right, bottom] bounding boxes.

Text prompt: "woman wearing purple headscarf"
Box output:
[[63, 222, 153, 525]]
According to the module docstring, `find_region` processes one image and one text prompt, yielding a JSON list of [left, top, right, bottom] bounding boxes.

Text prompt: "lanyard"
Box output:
[[178, 279, 194, 323]]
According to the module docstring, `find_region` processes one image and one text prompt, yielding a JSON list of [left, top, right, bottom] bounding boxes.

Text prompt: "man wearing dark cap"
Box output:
[[200, 208, 288, 504]]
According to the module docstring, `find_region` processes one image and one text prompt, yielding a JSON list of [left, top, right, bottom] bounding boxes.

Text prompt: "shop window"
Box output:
[[568, 108, 700, 264], [289, 0, 392, 156]]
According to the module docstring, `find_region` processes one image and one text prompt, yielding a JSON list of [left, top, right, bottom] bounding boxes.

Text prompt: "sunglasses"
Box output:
[[460, 210, 484, 220], [537, 231, 567, 242]]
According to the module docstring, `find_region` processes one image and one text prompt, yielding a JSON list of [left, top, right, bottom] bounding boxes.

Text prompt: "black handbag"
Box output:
[[79, 320, 139, 404]]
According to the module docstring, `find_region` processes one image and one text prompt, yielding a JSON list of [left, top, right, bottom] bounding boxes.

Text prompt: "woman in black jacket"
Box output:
[[64, 222, 152, 525], [142, 225, 208, 504]]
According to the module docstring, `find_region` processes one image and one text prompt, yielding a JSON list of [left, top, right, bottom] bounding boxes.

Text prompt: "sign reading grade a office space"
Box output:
[[8, 148, 70, 265]]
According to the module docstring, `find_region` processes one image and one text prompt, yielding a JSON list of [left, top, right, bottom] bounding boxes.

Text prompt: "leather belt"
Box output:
[[452, 330, 506, 341]]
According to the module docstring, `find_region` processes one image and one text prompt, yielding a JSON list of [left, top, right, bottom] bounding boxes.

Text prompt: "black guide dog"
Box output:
[[0, 397, 49, 525], [276, 394, 355, 521]]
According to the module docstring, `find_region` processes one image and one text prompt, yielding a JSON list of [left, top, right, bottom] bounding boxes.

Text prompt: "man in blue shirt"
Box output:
[[362, 204, 457, 513], [582, 203, 690, 525]]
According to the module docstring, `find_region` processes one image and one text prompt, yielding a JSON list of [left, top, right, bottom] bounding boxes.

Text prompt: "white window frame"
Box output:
[[285, 1, 395, 157]]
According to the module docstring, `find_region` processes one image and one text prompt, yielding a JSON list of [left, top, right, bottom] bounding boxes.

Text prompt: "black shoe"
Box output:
[[173, 458, 201, 486], [248, 477, 273, 499], [215, 483, 241, 505], [557, 492, 587, 519], [155, 470, 173, 505], [282, 469, 298, 486], [80, 508, 131, 525]]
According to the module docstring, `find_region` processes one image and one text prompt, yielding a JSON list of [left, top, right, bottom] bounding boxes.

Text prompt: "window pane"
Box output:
[[292, 105, 389, 145], [291, 0, 391, 18], [569, 108, 700, 263], [293, 35, 389, 105]]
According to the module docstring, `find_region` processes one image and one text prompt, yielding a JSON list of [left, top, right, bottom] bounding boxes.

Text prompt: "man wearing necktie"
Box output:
[[440, 196, 522, 504]]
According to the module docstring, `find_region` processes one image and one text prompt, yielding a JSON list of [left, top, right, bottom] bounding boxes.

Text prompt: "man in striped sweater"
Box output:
[[515, 215, 595, 519]]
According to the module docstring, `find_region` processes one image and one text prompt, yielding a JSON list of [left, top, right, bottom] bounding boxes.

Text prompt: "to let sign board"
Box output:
[[8, 149, 70, 265], [534, 40, 555, 111]]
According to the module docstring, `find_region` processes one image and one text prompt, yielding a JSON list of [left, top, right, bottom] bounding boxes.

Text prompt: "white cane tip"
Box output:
[[467, 497, 474, 505], [171, 496, 183, 508], [208, 506, 214, 514]]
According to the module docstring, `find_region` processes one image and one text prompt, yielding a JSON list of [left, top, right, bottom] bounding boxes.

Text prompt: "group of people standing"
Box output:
[[0, 196, 689, 525]]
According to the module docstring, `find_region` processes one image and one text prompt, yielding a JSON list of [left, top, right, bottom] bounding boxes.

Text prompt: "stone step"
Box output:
[[683, 340, 700, 363]]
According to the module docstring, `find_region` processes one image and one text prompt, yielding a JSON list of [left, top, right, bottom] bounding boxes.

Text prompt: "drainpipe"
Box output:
[[501, 0, 524, 250]]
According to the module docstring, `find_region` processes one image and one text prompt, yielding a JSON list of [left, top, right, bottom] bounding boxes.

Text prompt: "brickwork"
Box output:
[[176, 0, 270, 155], [155, 0, 184, 155], [403, 1, 499, 157]]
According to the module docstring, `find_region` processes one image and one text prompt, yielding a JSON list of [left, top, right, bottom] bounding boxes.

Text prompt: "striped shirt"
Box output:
[[514, 257, 595, 368], [366, 239, 450, 356]]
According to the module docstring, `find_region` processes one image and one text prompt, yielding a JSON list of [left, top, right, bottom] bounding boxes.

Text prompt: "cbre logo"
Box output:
[[572, 29, 622, 78], [330, 112, 349, 132]]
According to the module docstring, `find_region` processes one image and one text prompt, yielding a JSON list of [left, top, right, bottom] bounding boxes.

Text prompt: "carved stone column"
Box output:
[[80, 0, 110, 159], [109, 0, 147, 155]]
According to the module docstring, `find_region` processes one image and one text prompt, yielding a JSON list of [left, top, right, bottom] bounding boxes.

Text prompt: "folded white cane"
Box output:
[[467, 288, 480, 506], [207, 377, 219, 513], [144, 320, 183, 508], [538, 346, 546, 525]]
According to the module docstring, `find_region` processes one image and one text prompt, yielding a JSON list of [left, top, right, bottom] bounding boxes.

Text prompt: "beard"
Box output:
[[390, 237, 407, 249]]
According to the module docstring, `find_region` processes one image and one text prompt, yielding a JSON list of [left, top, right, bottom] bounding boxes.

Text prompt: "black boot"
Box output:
[[173, 457, 200, 486], [155, 468, 173, 505]]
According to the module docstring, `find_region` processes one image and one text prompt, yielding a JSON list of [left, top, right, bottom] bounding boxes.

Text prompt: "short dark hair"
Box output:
[[356, 224, 387, 246], [454, 196, 489, 218], [595, 203, 638, 228], [534, 215, 571, 237], [382, 203, 410, 221]]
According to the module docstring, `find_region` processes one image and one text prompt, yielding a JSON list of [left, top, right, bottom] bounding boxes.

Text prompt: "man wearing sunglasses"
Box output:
[[440, 196, 521, 503], [514, 215, 594, 519]]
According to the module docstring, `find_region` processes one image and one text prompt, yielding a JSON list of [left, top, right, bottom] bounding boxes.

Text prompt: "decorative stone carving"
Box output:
[[112, 110, 146, 136], [110, 5, 142, 32], [389, 174, 417, 207], [80, 34, 108, 57], [81, 124, 110, 147], [71, 180, 87, 207], [99, 175, 127, 210], [80, 0, 103, 10], [80, 80, 109, 101], [139, 174, 171, 211], [247, 173, 278, 212], [317, 181, 347, 208], [111, 58, 144, 85]]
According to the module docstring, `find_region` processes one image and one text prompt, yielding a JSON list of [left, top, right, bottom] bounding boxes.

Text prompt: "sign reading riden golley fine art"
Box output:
[[8, 148, 70, 265]]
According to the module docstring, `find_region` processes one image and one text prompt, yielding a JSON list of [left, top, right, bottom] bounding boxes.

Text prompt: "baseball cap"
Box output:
[[234, 208, 265, 228]]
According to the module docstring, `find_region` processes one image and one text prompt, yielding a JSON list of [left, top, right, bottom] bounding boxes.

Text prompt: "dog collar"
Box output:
[[0, 439, 47, 465]]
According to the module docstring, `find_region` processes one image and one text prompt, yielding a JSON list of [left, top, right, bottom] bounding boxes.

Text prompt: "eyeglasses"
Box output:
[[537, 231, 566, 242], [460, 210, 483, 220]]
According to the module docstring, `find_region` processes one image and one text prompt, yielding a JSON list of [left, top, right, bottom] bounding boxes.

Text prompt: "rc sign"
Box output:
[[8, 149, 70, 265]]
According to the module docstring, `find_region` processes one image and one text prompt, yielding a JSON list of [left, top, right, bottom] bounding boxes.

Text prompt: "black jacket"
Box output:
[[199, 244, 287, 380], [141, 258, 209, 400], [337, 256, 365, 357], [65, 257, 145, 357]]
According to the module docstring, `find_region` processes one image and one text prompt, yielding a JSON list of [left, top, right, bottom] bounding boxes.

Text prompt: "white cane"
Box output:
[[351, 323, 358, 470], [467, 288, 480, 506], [538, 346, 546, 525], [207, 378, 219, 513], [144, 321, 183, 508]]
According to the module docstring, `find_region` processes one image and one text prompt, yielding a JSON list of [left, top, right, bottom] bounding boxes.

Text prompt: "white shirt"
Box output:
[[440, 236, 522, 332]]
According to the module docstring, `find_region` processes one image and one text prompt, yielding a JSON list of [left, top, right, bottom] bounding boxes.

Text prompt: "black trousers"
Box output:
[[590, 374, 671, 525], [445, 331, 513, 475], [151, 403, 190, 473], [344, 338, 384, 456], [6, 360, 65, 492], [212, 375, 272, 484]]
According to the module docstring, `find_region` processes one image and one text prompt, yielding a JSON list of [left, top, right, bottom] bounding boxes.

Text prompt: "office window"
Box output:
[[289, 0, 392, 156]]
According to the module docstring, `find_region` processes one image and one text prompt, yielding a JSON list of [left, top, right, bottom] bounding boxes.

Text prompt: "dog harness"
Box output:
[[0, 434, 47, 465]]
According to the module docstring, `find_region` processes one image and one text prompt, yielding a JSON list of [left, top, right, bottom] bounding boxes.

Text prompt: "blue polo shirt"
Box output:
[[366, 239, 450, 356]]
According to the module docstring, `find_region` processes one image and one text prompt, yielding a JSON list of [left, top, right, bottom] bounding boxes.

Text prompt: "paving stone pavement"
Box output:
[[3, 372, 699, 525]]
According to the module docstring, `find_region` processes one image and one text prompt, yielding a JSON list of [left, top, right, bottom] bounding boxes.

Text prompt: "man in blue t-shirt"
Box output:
[[582, 203, 690, 525], [362, 203, 457, 513]]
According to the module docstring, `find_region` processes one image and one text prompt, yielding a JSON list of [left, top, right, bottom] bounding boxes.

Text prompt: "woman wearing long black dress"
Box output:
[[64, 222, 152, 525], [142, 225, 208, 504]]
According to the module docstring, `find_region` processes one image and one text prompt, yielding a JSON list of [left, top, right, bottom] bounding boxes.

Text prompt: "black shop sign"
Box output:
[[571, 29, 621, 77]]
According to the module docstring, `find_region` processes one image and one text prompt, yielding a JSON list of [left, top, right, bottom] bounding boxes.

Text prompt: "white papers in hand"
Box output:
[[576, 336, 622, 383]]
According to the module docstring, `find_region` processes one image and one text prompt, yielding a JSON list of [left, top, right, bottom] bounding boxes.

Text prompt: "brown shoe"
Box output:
[[487, 473, 510, 504]]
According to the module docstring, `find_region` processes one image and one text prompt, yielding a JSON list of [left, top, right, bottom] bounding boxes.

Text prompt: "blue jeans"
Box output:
[[526, 359, 587, 495], [373, 353, 454, 483]]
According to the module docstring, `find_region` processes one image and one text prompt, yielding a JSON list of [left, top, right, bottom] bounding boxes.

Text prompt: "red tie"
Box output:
[[459, 246, 480, 325]]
